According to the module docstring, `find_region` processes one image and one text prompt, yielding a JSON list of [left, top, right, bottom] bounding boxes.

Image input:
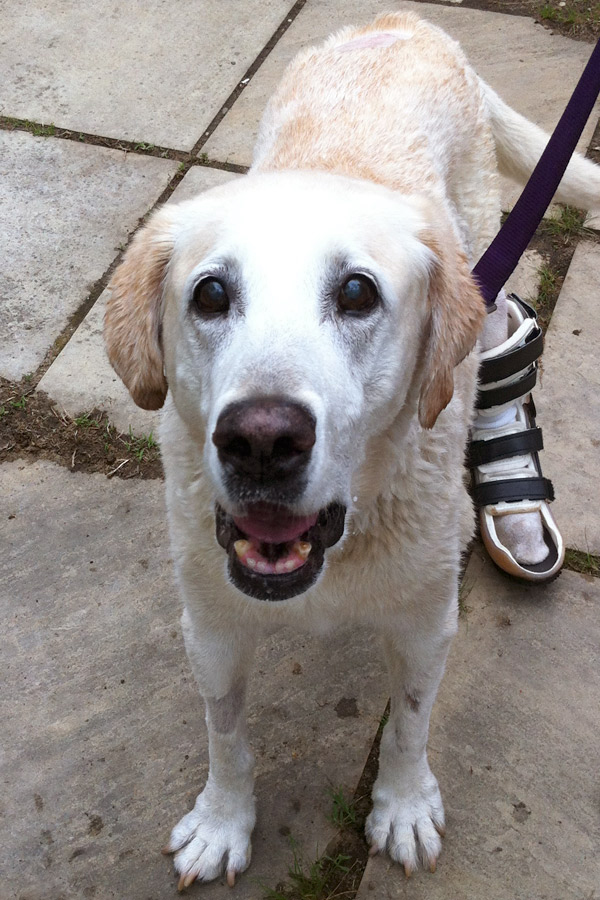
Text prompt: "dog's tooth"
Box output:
[[246, 557, 257, 570], [284, 559, 297, 572], [256, 561, 270, 574], [275, 560, 287, 574], [234, 539, 251, 559], [295, 541, 312, 560]]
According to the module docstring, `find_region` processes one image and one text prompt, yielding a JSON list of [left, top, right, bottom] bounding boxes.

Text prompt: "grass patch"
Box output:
[[263, 841, 355, 900], [74, 413, 101, 428], [23, 120, 56, 136], [539, 1, 600, 35], [123, 427, 158, 462], [328, 788, 359, 831], [536, 264, 557, 309], [533, 259, 563, 332], [564, 548, 600, 576], [543, 205, 587, 240], [262, 698, 388, 900]]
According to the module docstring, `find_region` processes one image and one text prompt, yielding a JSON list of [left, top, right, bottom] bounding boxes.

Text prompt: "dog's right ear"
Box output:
[[417, 225, 486, 429], [104, 206, 178, 410]]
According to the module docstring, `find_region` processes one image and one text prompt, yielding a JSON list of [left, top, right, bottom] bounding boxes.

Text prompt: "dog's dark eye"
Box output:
[[338, 275, 379, 315], [192, 278, 230, 316]]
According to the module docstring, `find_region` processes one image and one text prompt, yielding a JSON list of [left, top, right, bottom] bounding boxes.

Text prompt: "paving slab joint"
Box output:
[[0, 115, 189, 160], [0, 117, 252, 176], [189, 0, 308, 157], [27, 252, 128, 389], [261, 701, 389, 899], [563, 547, 600, 577]]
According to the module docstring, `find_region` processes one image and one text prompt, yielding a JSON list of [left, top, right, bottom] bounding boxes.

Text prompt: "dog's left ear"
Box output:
[[417, 226, 486, 429], [104, 206, 178, 410]]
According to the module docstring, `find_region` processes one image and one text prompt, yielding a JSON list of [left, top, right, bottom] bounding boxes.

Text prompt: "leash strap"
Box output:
[[473, 39, 600, 309]]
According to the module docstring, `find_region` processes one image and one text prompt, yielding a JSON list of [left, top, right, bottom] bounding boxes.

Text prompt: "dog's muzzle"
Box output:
[[212, 397, 346, 600]]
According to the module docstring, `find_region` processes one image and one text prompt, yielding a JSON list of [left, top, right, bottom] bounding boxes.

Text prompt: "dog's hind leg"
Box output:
[[164, 607, 258, 889], [366, 596, 457, 874]]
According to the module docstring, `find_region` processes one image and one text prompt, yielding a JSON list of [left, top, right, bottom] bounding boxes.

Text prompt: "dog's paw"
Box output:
[[365, 771, 445, 875], [163, 789, 255, 889]]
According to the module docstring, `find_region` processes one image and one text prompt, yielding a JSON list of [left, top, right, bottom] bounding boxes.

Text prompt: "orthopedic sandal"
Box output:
[[469, 295, 564, 582]]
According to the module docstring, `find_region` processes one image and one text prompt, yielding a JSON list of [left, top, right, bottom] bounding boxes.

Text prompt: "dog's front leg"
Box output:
[[366, 602, 457, 875], [165, 607, 258, 889]]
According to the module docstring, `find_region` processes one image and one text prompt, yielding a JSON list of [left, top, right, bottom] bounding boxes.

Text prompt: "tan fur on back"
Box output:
[[254, 11, 498, 259]]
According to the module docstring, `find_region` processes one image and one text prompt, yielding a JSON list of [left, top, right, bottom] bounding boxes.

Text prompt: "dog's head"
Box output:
[[105, 172, 483, 601]]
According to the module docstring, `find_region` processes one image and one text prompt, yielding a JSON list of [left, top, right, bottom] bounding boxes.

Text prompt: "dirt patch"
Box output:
[[457, 0, 600, 41], [0, 379, 163, 480]]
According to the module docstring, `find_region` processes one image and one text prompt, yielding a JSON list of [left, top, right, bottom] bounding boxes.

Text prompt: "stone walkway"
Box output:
[[2, 2, 599, 899]]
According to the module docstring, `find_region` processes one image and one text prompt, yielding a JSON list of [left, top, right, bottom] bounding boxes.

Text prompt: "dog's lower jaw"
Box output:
[[216, 501, 347, 601]]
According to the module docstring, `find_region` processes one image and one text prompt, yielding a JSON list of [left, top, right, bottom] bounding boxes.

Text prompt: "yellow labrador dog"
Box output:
[[105, 12, 599, 888]]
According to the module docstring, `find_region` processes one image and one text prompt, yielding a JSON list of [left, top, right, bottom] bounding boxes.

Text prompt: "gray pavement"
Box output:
[[0, 130, 177, 381], [2, 460, 386, 899], [1, 0, 291, 148], [2, 2, 599, 898], [537, 241, 600, 556]]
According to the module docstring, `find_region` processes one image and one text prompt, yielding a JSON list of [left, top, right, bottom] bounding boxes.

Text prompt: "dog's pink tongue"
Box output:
[[233, 505, 318, 543]]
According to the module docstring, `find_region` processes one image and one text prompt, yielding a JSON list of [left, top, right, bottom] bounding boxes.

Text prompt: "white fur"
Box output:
[[158, 171, 475, 885], [106, 12, 600, 887]]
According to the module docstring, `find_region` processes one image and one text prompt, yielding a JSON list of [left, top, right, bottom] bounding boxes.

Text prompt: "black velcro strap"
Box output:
[[473, 476, 555, 507], [477, 366, 537, 409], [467, 427, 544, 468], [479, 326, 543, 384]]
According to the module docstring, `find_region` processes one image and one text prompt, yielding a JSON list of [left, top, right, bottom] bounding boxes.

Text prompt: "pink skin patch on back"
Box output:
[[337, 32, 407, 53]]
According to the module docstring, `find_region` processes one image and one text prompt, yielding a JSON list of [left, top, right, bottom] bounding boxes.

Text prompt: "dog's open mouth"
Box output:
[[215, 502, 346, 601]]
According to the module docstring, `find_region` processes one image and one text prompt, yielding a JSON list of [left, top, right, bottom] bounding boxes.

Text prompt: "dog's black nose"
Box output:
[[212, 398, 316, 482]]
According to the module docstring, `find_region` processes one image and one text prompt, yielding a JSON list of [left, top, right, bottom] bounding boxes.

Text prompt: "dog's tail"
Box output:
[[480, 79, 600, 211]]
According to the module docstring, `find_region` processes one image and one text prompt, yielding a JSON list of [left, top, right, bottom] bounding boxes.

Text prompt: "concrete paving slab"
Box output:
[[0, 0, 292, 150], [356, 546, 600, 900], [37, 166, 238, 435], [505, 249, 542, 304], [204, 1, 598, 212], [1, 130, 177, 382], [583, 208, 600, 230], [2, 459, 386, 899], [536, 241, 600, 556], [166, 164, 239, 205]]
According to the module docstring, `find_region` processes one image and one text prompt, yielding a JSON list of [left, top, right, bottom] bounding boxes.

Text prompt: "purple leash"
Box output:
[[473, 39, 600, 309]]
